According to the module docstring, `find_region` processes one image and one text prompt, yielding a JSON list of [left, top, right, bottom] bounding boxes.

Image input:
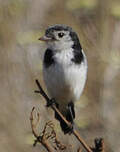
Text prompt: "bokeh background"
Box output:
[[0, 0, 120, 151]]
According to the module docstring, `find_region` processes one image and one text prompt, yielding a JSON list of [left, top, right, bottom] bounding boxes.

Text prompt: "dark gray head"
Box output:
[[39, 24, 82, 51]]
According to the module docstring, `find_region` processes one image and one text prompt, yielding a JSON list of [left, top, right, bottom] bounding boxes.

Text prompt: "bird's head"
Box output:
[[39, 24, 82, 51]]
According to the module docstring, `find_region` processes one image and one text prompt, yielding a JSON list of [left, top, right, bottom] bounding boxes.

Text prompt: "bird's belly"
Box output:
[[43, 62, 87, 106]]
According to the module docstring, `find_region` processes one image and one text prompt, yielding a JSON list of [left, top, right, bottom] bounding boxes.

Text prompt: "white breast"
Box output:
[[43, 49, 87, 110]]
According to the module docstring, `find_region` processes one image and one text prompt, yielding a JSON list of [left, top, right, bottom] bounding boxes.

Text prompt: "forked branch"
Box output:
[[30, 107, 53, 152], [34, 79, 92, 152], [33, 79, 105, 152]]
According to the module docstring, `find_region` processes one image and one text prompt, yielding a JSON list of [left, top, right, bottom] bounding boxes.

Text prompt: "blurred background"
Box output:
[[0, 0, 120, 151]]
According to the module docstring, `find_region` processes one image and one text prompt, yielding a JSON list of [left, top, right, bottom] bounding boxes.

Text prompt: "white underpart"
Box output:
[[43, 48, 87, 113]]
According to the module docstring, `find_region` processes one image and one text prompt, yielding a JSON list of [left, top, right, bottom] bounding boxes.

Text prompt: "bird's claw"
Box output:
[[64, 123, 74, 135], [46, 98, 57, 107]]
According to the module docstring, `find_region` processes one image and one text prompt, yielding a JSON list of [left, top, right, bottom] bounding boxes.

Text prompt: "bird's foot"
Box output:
[[46, 98, 57, 107], [59, 117, 74, 135], [63, 123, 74, 135]]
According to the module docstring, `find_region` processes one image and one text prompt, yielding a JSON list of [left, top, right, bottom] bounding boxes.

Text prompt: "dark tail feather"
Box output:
[[55, 102, 75, 134]]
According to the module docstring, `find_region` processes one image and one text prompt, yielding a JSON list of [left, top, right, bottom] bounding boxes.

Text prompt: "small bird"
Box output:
[[39, 24, 87, 134]]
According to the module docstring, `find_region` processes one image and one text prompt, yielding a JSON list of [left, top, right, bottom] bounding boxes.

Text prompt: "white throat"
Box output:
[[46, 40, 74, 51]]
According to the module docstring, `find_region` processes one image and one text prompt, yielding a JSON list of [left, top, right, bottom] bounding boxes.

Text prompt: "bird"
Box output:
[[39, 24, 87, 134]]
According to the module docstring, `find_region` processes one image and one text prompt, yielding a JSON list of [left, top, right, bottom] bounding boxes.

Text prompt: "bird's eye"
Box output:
[[58, 32, 64, 38]]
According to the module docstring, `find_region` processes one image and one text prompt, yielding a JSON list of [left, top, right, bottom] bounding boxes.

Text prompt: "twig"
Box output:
[[77, 147, 82, 152], [45, 120, 67, 150], [35, 79, 93, 152], [91, 138, 105, 152], [30, 107, 53, 152], [30, 107, 68, 151]]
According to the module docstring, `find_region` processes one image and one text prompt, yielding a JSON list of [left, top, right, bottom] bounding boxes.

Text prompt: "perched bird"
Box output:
[[39, 24, 87, 134]]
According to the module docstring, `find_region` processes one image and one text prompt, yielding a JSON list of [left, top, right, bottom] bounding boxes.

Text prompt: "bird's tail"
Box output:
[[55, 102, 75, 134]]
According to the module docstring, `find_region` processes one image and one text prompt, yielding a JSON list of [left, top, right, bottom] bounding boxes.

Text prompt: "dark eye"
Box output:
[[58, 32, 64, 38]]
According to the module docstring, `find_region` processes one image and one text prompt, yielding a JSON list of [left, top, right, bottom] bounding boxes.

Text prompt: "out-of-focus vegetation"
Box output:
[[0, 0, 120, 151]]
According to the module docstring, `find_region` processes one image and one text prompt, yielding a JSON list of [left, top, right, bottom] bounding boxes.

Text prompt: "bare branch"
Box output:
[[45, 121, 67, 150], [77, 147, 82, 152], [30, 107, 53, 152], [30, 107, 68, 151], [35, 79, 93, 152]]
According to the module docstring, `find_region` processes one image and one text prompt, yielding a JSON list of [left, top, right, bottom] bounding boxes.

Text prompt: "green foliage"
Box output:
[[111, 3, 120, 18], [66, 0, 97, 10], [0, 0, 27, 47], [7, 0, 27, 18], [17, 31, 43, 45]]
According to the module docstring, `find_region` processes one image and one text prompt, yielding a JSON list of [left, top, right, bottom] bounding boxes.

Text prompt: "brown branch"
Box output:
[[77, 147, 82, 152], [30, 107, 68, 151], [30, 107, 53, 152], [35, 79, 93, 152], [44, 120, 67, 150]]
